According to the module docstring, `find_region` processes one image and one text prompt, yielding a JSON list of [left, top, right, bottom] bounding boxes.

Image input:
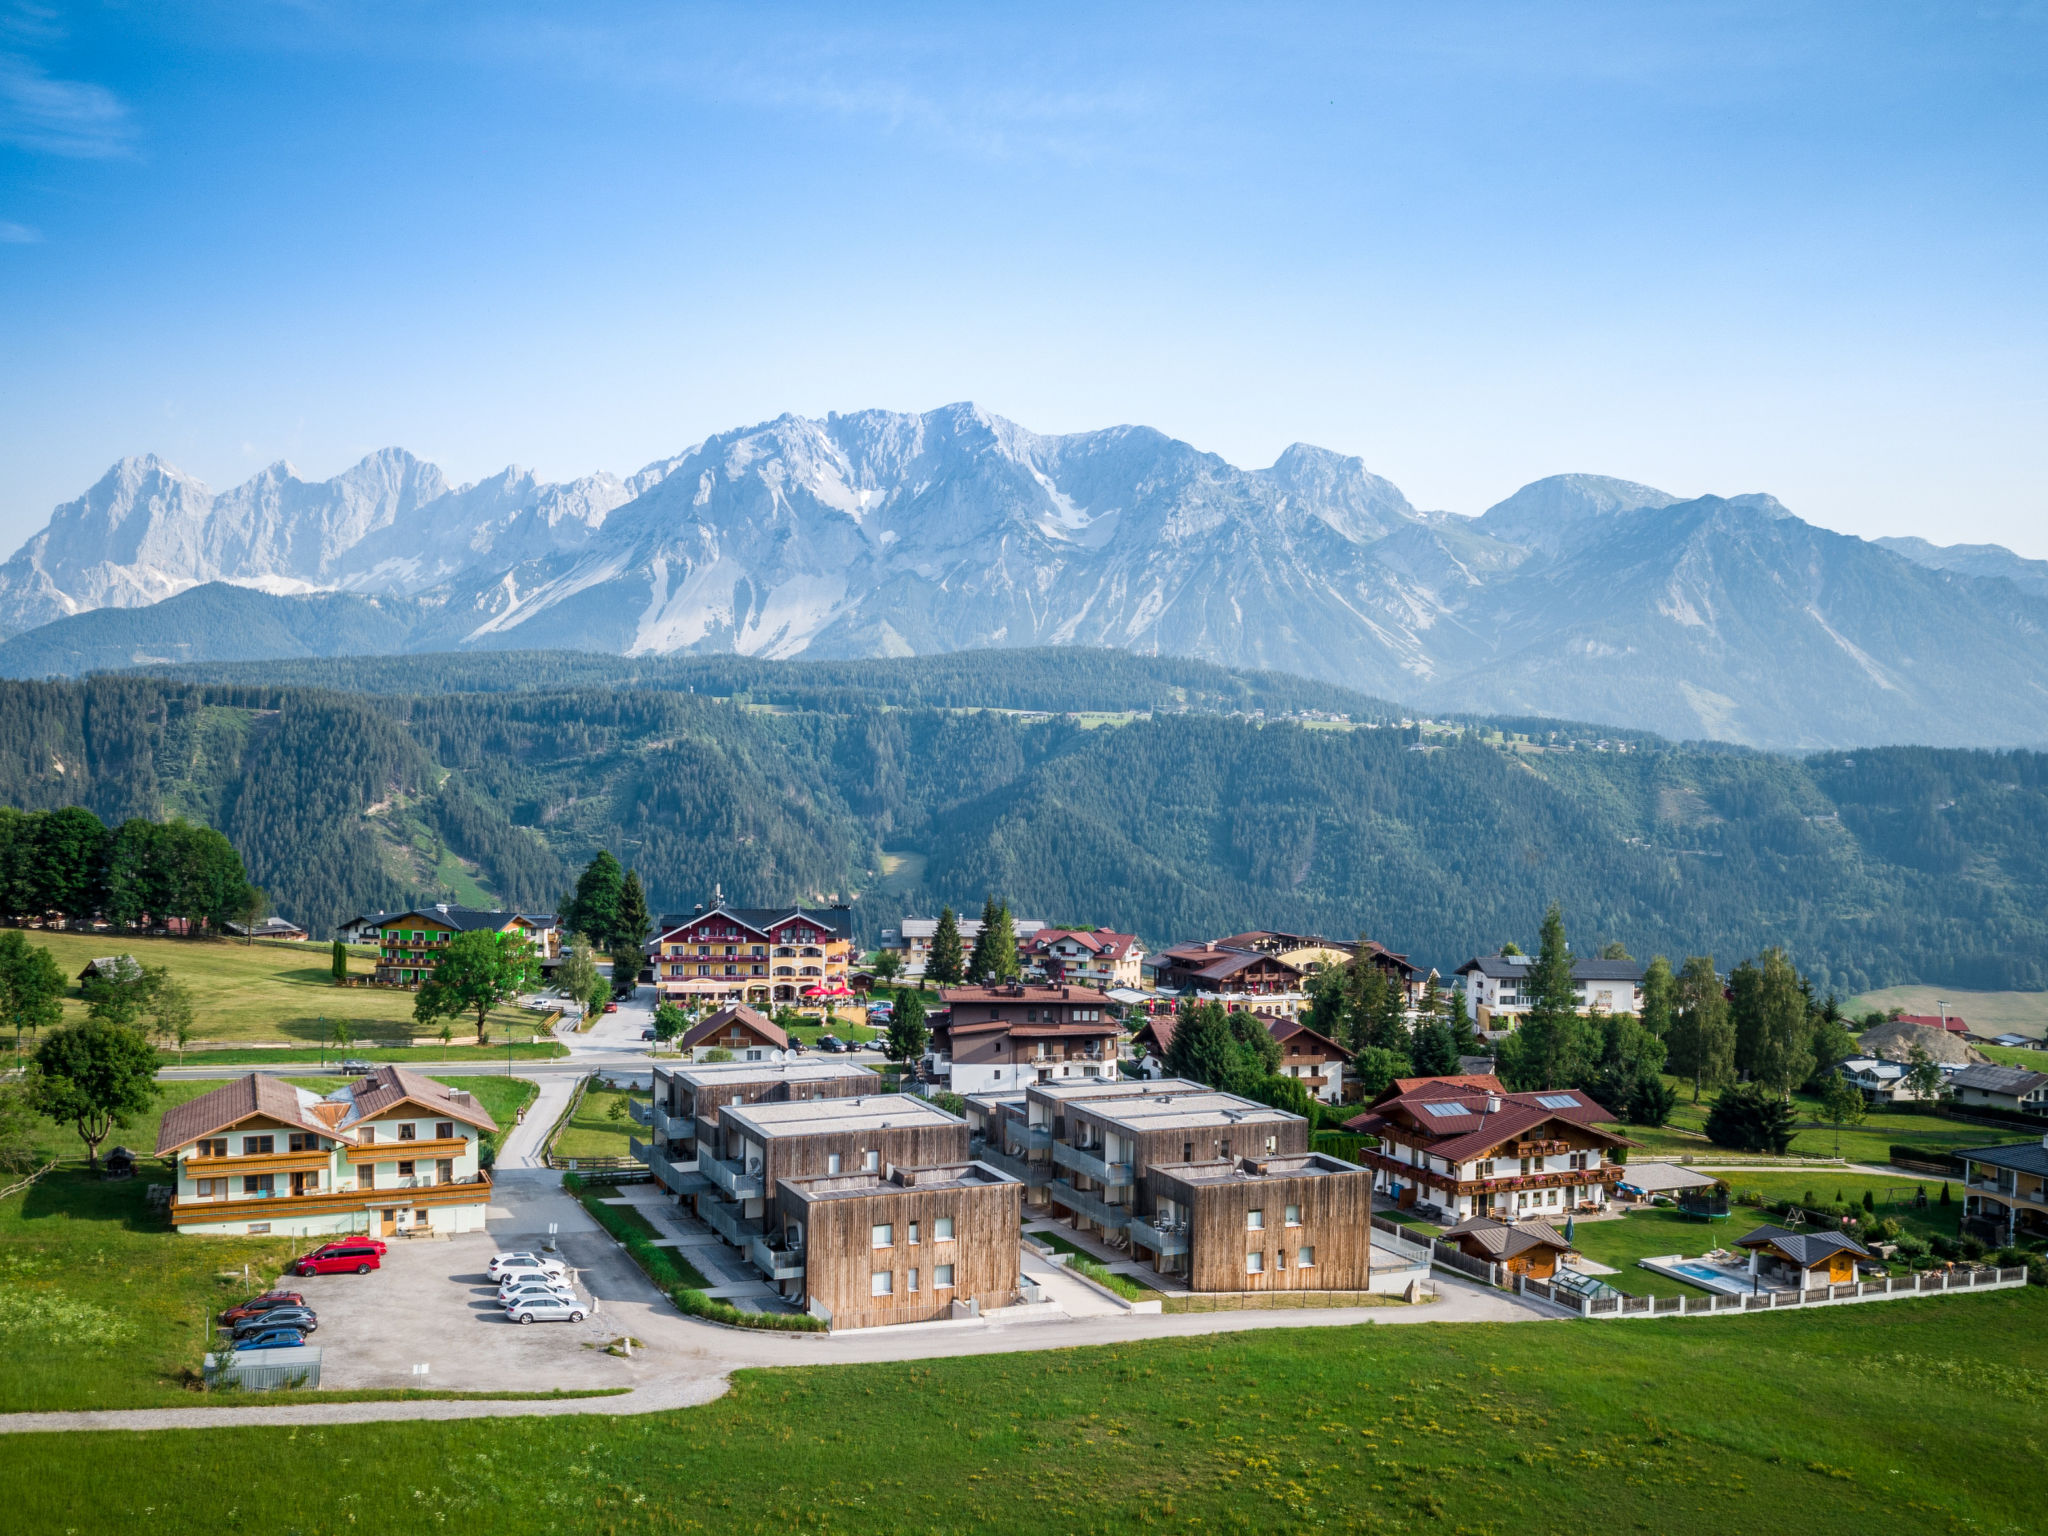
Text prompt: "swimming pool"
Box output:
[[1659, 1260, 1753, 1295]]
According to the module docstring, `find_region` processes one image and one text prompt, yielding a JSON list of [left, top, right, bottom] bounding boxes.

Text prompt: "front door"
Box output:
[[379, 1207, 397, 1236]]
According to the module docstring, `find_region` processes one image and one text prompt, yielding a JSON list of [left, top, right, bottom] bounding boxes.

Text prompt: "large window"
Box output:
[[241, 1135, 275, 1156], [1245, 1252, 1265, 1274], [871, 1223, 893, 1248], [934, 1216, 955, 1241], [436, 1121, 455, 1140], [934, 1264, 955, 1288], [1284, 1204, 1301, 1227], [1297, 1246, 1315, 1268], [870, 1270, 893, 1297], [1246, 1209, 1264, 1230], [242, 1174, 274, 1196], [288, 1132, 320, 1152]]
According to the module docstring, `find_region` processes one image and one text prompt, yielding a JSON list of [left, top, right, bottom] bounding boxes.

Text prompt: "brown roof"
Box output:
[[1347, 1082, 1636, 1161], [938, 984, 1113, 1005], [679, 1004, 788, 1052], [1442, 1215, 1572, 1259], [1386, 1073, 1506, 1100], [945, 1018, 1118, 1039], [344, 1065, 499, 1134], [155, 1074, 331, 1154], [1262, 1014, 1352, 1061]]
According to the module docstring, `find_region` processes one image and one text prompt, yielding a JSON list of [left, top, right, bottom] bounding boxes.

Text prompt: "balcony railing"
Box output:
[[749, 1233, 806, 1281], [703, 1154, 765, 1202], [1049, 1177, 1129, 1232], [1013, 1124, 1051, 1151], [1127, 1216, 1190, 1256], [629, 1100, 653, 1127], [969, 1142, 1047, 1188], [699, 1195, 750, 1247], [1052, 1139, 1134, 1187]]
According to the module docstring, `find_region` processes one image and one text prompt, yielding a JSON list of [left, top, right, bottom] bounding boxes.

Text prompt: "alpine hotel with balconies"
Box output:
[[155, 1068, 496, 1237], [650, 899, 853, 1011], [1345, 1074, 1638, 1223]]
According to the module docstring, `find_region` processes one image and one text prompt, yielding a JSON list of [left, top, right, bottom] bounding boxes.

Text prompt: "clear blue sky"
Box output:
[[2, 2, 2043, 555]]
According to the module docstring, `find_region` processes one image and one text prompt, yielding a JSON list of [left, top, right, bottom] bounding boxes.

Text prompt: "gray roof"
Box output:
[[1456, 954, 1645, 983], [1960, 1140, 2048, 1178], [1734, 1225, 1873, 1265], [1949, 1064, 2048, 1096]]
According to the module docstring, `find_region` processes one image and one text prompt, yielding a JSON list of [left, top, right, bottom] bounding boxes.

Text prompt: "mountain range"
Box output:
[[4, 404, 2046, 750]]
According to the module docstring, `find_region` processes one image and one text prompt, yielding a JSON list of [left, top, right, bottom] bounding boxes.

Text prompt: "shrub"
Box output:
[[1735, 1187, 1764, 1206], [1891, 1233, 1926, 1258], [1930, 1234, 1959, 1261], [673, 1288, 825, 1332], [1958, 1236, 1988, 1262]]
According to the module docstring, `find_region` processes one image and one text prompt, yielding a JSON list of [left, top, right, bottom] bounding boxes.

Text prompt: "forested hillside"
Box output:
[[1, 666, 2045, 997]]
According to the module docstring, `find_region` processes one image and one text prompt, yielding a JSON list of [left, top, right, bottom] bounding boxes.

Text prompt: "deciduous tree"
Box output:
[[0, 930, 65, 1048], [413, 929, 539, 1045], [28, 1020, 160, 1170], [1668, 956, 1735, 1101]]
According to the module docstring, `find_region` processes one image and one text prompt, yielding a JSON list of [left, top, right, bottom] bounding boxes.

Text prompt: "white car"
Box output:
[[487, 1251, 542, 1276], [499, 1277, 577, 1305], [490, 1254, 568, 1283], [506, 1293, 586, 1324]]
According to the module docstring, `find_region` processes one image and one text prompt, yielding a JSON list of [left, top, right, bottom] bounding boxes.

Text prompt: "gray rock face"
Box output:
[[5, 405, 2047, 749]]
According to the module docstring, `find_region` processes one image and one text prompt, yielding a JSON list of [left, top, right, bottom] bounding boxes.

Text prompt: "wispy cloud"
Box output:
[[0, 3, 132, 159], [0, 218, 40, 241]]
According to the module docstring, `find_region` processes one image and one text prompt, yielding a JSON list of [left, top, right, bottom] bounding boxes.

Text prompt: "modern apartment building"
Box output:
[[638, 1057, 880, 1201], [1136, 1151, 1374, 1289], [928, 984, 1121, 1095], [155, 1068, 496, 1237]]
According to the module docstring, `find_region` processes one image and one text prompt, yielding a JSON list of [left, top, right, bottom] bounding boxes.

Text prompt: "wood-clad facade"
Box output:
[[779, 1162, 1021, 1327], [1137, 1153, 1375, 1290], [643, 1058, 879, 1199]]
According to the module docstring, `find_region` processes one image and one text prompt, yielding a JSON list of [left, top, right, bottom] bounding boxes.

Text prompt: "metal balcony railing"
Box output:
[[629, 1100, 653, 1127], [1052, 1140, 1134, 1187], [1127, 1216, 1190, 1256], [749, 1233, 806, 1281], [699, 1196, 750, 1247], [1049, 1178, 1129, 1232], [703, 1154, 764, 1202]]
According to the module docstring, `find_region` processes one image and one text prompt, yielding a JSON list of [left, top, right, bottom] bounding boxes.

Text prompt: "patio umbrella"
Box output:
[[1563, 1215, 1576, 1244]]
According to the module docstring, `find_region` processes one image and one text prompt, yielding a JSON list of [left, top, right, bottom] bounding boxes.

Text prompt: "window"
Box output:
[[241, 1135, 275, 1156], [908, 1268, 920, 1293], [1246, 1209, 1264, 1230], [288, 1132, 319, 1152], [247, 1222, 270, 1234], [397, 1160, 415, 1178], [360, 1165, 376, 1190], [827, 1154, 842, 1174], [870, 1270, 893, 1297], [397, 1122, 418, 1142], [196, 1138, 227, 1159], [1297, 1246, 1315, 1268], [1284, 1204, 1301, 1227], [1265, 1135, 1277, 1154], [1276, 1248, 1288, 1270], [195, 1178, 225, 1199], [359, 1127, 376, 1144], [436, 1158, 454, 1184], [908, 1222, 920, 1244], [871, 1223, 893, 1248], [934, 1216, 955, 1241], [1535, 1093, 1581, 1110], [1246, 1252, 1265, 1274], [863, 1150, 880, 1171], [242, 1174, 274, 1195], [935, 1263, 955, 1288], [436, 1121, 455, 1140]]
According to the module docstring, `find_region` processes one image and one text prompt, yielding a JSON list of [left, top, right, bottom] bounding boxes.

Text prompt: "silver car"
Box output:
[[499, 1278, 577, 1306], [506, 1292, 586, 1324]]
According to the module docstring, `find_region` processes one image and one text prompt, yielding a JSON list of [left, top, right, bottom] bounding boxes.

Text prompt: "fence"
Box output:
[[1162, 1289, 1400, 1314], [1370, 1213, 1502, 1287], [1516, 1264, 2027, 1319]]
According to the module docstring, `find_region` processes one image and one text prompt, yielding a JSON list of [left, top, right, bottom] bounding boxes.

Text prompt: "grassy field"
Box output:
[[7, 929, 544, 1046], [553, 1082, 647, 1160], [0, 1072, 542, 1411], [176, 1041, 568, 1065], [1849, 985, 2048, 1039], [3, 1291, 2044, 1532], [1613, 1080, 2010, 1167]]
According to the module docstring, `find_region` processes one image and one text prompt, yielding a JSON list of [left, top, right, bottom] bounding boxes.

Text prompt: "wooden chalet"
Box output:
[[676, 1004, 791, 1063], [1150, 943, 1305, 1001], [358, 904, 549, 988], [1345, 1074, 1637, 1222], [1733, 1225, 1873, 1287], [1440, 1214, 1573, 1279]]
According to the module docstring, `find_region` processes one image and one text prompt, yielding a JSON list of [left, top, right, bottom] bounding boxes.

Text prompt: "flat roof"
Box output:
[[1151, 1152, 1363, 1185], [723, 1094, 964, 1140], [662, 1059, 881, 1090], [1026, 1077, 1208, 1104], [1079, 1090, 1302, 1135], [963, 1090, 1029, 1112], [780, 1160, 1018, 1200]]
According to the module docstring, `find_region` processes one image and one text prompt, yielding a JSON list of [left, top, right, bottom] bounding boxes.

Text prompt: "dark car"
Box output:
[[641, 1027, 656, 1041], [218, 1290, 304, 1325], [232, 1307, 317, 1338], [234, 1327, 310, 1351], [294, 1239, 388, 1276], [816, 1034, 846, 1053]]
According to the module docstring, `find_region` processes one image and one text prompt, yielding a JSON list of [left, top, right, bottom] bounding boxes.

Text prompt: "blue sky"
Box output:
[[1, 1, 2043, 554]]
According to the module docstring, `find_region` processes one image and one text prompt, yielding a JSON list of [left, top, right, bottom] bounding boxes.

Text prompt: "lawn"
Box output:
[[552, 1082, 648, 1160], [1612, 1079, 2007, 1167], [1026, 1230, 1168, 1302], [3, 1291, 2045, 1532], [1849, 984, 2048, 1039], [6, 929, 544, 1047], [176, 1041, 568, 1065], [0, 1074, 542, 1411]]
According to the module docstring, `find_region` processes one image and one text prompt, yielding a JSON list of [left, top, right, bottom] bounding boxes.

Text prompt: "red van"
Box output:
[[293, 1239, 388, 1276]]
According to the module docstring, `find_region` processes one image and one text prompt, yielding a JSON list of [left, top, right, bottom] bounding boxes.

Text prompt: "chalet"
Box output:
[[881, 914, 1045, 978], [1132, 1011, 1352, 1103], [650, 899, 853, 1010], [1206, 932, 1433, 1005], [927, 984, 1120, 1095], [1897, 1011, 1971, 1038], [1835, 1056, 1920, 1105], [1733, 1225, 1873, 1288], [641, 1057, 880, 1201], [1958, 1136, 2048, 1247], [1440, 1214, 1574, 1280], [1136, 1151, 1375, 1290], [1148, 943, 1306, 1006], [1454, 954, 1645, 1030], [223, 916, 309, 941], [1948, 1064, 2048, 1115], [77, 954, 141, 985], [694, 1093, 969, 1258], [1345, 1074, 1638, 1222], [358, 905, 551, 987], [154, 1068, 495, 1237], [776, 1160, 1022, 1327], [1022, 928, 1146, 990], [675, 1004, 792, 1063]]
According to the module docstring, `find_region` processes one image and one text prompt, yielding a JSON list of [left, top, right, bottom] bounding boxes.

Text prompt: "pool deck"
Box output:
[[1640, 1253, 1788, 1297]]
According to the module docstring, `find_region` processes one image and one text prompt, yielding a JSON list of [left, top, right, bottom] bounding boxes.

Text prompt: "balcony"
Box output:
[[1052, 1140, 1134, 1187], [629, 1100, 653, 1127], [699, 1195, 751, 1247], [1049, 1177, 1129, 1232], [1127, 1215, 1190, 1257], [703, 1153, 765, 1202], [749, 1233, 806, 1281], [970, 1142, 1047, 1188], [1013, 1124, 1051, 1151]]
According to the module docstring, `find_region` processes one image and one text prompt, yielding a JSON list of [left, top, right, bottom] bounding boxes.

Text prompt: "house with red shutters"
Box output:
[[1022, 928, 1147, 990], [1344, 1074, 1638, 1223]]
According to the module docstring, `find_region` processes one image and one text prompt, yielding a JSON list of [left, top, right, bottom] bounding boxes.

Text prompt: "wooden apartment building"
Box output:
[[929, 984, 1120, 1096]]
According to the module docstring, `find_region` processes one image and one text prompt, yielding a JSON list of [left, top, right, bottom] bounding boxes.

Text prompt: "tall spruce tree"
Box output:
[[1668, 955, 1735, 1102], [565, 850, 626, 947], [1164, 1001, 1238, 1089], [926, 906, 966, 986], [1509, 903, 1596, 1090], [610, 869, 652, 993], [966, 895, 1002, 982]]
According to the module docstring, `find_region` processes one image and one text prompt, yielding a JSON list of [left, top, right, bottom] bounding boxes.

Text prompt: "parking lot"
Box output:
[[281, 1172, 690, 1393]]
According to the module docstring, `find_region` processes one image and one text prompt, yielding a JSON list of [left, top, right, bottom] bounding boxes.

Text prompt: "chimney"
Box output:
[[1484, 1095, 1502, 1115]]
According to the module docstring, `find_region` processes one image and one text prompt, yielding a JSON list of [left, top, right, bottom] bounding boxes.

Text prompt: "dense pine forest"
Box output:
[[1, 651, 2044, 995]]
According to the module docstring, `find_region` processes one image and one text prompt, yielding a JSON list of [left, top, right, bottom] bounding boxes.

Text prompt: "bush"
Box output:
[[1891, 1233, 1926, 1258], [1958, 1236, 1988, 1262], [1930, 1234, 1959, 1261], [673, 1288, 825, 1332], [1734, 1187, 1764, 1206]]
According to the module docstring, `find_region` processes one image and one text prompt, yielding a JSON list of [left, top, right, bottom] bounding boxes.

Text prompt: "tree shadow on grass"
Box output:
[[15, 1167, 174, 1233]]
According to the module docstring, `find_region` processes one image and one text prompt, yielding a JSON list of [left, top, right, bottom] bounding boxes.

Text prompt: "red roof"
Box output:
[[1026, 929, 1138, 960], [1898, 1014, 1969, 1035], [1347, 1079, 1634, 1161], [680, 1004, 789, 1051]]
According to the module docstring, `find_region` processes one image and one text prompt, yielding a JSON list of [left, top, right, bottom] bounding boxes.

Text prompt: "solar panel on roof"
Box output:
[[1420, 1101, 1471, 1118], [1534, 1093, 1579, 1109]]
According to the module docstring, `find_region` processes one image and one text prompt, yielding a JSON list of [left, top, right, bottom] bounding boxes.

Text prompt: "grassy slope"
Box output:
[[3, 1293, 2044, 1533], [1613, 1080, 2009, 1166], [1849, 985, 2048, 1038], [552, 1084, 645, 1159], [14, 930, 540, 1046], [0, 1075, 540, 1412]]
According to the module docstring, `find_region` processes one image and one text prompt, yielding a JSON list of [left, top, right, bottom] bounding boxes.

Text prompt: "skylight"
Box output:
[[1420, 1101, 1472, 1118], [1534, 1093, 1580, 1109]]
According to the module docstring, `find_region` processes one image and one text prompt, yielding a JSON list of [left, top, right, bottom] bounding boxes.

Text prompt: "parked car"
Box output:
[[604, 1001, 619, 1013], [233, 1327, 311, 1351], [337, 1058, 374, 1074], [816, 1035, 846, 1054], [506, 1294, 587, 1324], [232, 1307, 317, 1338], [490, 1254, 569, 1284], [294, 1240, 387, 1276], [219, 1290, 303, 1324], [500, 1280, 577, 1306], [641, 1027, 657, 1041]]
